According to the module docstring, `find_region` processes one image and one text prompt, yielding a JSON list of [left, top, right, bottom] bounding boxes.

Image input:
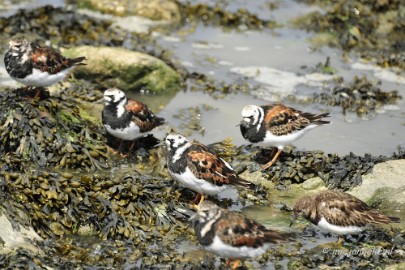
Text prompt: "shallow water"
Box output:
[[144, 20, 405, 156]]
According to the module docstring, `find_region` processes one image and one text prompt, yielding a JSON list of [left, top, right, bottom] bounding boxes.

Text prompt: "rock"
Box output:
[[349, 160, 405, 228], [63, 46, 180, 94], [302, 177, 325, 190], [349, 160, 405, 201], [0, 212, 42, 253], [367, 186, 405, 226], [240, 169, 274, 189], [76, 0, 181, 22]]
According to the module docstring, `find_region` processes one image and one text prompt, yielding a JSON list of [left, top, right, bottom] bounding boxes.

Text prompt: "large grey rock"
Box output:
[[64, 46, 180, 94], [350, 160, 405, 201], [348, 160, 405, 227]]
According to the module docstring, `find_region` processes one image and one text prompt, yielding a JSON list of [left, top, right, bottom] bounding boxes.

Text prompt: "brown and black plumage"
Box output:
[[240, 104, 330, 170], [29, 43, 85, 74], [125, 99, 165, 133], [102, 88, 164, 152], [4, 35, 86, 88], [265, 104, 330, 136], [165, 133, 254, 205], [193, 200, 290, 269], [187, 144, 253, 189], [291, 189, 400, 238]]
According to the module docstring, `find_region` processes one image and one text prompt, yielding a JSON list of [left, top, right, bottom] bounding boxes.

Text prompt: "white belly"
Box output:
[[206, 235, 269, 259], [104, 122, 142, 140], [16, 68, 72, 87], [317, 217, 365, 235], [170, 167, 227, 196], [260, 124, 318, 149]]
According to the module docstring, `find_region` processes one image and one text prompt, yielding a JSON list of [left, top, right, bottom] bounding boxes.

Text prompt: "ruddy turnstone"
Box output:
[[102, 88, 165, 152], [291, 189, 400, 243], [193, 200, 290, 269], [4, 35, 86, 88], [240, 104, 330, 170], [165, 132, 254, 205]]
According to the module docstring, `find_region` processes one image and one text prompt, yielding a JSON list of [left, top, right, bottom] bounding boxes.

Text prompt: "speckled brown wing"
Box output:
[[316, 190, 396, 227], [126, 99, 165, 133], [186, 141, 253, 188], [264, 104, 311, 136], [215, 211, 288, 248], [30, 44, 85, 74]]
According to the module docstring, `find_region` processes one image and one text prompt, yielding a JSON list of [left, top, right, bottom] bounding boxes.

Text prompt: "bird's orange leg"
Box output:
[[261, 149, 282, 170], [197, 194, 206, 206], [192, 194, 206, 209], [231, 259, 241, 269]]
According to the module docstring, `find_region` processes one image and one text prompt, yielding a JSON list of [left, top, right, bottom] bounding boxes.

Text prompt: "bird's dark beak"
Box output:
[[289, 220, 294, 227]]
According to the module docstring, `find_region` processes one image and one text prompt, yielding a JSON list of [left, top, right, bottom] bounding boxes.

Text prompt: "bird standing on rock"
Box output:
[[4, 35, 86, 95], [102, 88, 165, 153], [240, 103, 330, 170], [165, 132, 254, 206]]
